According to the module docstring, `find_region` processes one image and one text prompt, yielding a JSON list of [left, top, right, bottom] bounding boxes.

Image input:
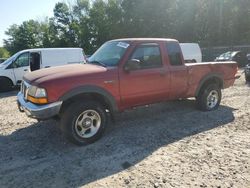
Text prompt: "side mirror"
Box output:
[[124, 59, 141, 72]]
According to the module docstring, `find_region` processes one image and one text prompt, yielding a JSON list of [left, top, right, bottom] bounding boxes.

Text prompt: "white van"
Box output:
[[180, 43, 202, 63], [0, 48, 86, 92]]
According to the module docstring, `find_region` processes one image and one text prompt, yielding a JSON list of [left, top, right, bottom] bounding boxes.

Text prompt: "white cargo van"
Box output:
[[0, 48, 86, 92], [180, 43, 202, 63]]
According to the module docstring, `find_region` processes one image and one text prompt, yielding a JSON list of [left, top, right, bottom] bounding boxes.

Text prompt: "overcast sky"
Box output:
[[0, 0, 61, 46]]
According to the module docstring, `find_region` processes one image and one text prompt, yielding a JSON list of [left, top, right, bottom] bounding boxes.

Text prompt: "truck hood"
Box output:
[[24, 64, 108, 85]]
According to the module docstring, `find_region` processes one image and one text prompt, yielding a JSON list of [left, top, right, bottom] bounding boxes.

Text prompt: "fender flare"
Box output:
[[195, 73, 224, 96], [59, 85, 118, 112]]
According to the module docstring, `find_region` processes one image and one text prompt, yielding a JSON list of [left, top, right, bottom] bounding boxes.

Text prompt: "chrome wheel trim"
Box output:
[[74, 110, 101, 139], [207, 90, 219, 109]]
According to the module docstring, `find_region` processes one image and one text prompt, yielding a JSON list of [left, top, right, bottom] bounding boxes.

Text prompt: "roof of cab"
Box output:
[[110, 38, 178, 42], [19, 48, 83, 53]]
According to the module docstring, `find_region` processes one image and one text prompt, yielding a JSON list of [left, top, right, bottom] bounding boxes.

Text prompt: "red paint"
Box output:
[[23, 39, 238, 112]]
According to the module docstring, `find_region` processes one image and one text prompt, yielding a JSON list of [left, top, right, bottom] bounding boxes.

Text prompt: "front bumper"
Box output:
[[17, 92, 62, 120]]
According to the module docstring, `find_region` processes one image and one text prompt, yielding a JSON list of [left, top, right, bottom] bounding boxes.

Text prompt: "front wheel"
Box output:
[[196, 84, 222, 111], [60, 101, 107, 146]]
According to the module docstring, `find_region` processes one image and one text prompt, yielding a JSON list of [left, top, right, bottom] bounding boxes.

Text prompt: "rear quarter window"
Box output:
[[166, 42, 183, 66]]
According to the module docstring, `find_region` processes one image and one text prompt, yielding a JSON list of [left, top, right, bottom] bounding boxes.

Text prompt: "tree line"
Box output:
[[3, 0, 250, 55]]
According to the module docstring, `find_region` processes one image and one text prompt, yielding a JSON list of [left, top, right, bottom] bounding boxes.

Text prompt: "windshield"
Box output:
[[1, 52, 20, 66], [88, 41, 130, 66], [219, 52, 232, 60]]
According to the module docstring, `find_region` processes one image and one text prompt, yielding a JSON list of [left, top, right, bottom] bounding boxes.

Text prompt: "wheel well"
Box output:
[[196, 77, 223, 97], [0, 76, 14, 86], [60, 93, 113, 115]]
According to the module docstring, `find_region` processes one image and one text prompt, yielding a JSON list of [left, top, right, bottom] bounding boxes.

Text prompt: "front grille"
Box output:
[[21, 82, 24, 94]]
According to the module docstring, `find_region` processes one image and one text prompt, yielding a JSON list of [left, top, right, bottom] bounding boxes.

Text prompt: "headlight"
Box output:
[[27, 86, 48, 104], [28, 86, 47, 98]]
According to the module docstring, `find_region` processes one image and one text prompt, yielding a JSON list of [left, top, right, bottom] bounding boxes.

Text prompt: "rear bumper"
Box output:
[[235, 69, 244, 79], [17, 92, 62, 120]]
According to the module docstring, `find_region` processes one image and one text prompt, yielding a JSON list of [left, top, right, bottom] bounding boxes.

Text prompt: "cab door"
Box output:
[[12, 52, 30, 84], [119, 42, 170, 109]]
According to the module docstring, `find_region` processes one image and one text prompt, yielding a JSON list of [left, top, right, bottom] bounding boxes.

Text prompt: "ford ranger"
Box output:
[[17, 38, 238, 145]]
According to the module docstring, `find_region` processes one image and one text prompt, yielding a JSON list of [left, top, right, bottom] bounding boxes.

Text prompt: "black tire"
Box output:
[[196, 84, 222, 111], [0, 77, 13, 92], [60, 101, 107, 146]]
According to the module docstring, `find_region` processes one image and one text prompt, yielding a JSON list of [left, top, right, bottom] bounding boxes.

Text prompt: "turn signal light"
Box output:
[[27, 95, 48, 104]]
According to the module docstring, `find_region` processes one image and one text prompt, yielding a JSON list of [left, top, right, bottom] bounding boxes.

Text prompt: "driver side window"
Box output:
[[128, 43, 162, 70], [13, 53, 29, 68]]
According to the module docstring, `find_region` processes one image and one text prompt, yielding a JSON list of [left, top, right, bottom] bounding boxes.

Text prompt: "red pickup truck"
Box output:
[[17, 38, 238, 145]]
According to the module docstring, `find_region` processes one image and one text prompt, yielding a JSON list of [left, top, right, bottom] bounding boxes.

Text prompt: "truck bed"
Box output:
[[185, 61, 238, 97]]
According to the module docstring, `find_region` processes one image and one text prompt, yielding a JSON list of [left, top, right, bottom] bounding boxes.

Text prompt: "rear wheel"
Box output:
[[196, 84, 221, 111], [60, 101, 107, 146], [0, 77, 13, 92]]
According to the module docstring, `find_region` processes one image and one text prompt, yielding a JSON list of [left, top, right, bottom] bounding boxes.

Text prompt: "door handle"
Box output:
[[24, 69, 28, 72], [160, 70, 166, 76], [45, 66, 51, 68]]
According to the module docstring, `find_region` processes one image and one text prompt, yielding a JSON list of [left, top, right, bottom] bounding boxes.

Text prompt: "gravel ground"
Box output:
[[0, 75, 249, 188]]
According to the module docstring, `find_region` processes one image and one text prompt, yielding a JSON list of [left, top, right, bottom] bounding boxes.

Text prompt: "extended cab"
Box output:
[[17, 38, 238, 145]]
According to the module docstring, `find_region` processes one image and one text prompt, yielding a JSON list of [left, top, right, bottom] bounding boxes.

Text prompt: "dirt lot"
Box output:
[[0, 75, 249, 188]]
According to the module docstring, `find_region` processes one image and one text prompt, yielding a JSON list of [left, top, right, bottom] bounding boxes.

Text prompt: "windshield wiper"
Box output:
[[88, 61, 107, 67]]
